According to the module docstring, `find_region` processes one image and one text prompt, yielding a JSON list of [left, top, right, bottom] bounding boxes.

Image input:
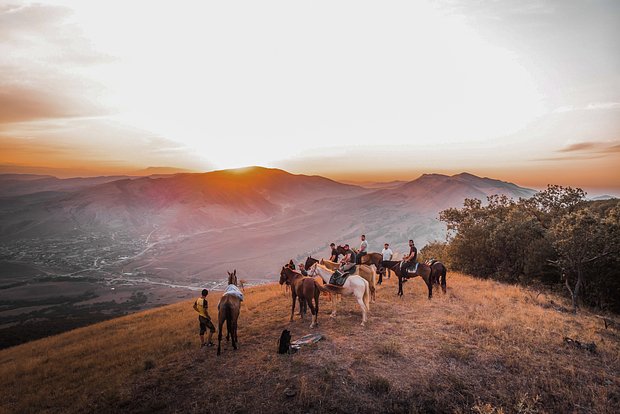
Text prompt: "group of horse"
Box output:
[[215, 248, 448, 355], [278, 245, 448, 328]]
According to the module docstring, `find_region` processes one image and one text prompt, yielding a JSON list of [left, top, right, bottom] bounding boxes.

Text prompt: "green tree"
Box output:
[[549, 205, 620, 310]]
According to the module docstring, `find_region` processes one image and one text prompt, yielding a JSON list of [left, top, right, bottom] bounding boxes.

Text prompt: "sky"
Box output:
[[1, 0, 619, 194]]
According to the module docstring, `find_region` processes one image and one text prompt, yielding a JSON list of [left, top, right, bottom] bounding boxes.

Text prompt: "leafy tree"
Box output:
[[549, 205, 620, 310]]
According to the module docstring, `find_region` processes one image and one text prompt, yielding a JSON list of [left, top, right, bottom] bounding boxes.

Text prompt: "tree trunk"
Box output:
[[572, 266, 583, 312]]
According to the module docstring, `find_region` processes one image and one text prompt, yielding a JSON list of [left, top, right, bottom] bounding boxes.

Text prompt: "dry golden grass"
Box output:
[[1, 274, 618, 413]]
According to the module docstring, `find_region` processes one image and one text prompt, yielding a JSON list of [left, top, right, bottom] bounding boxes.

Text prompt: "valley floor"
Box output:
[[1, 273, 618, 413]]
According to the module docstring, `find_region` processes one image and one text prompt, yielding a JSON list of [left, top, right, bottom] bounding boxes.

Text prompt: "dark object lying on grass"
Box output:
[[278, 329, 292, 354], [564, 337, 597, 353]]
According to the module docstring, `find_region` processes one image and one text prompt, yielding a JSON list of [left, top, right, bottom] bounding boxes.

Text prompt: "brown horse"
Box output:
[[217, 270, 242, 356], [390, 261, 435, 299], [279, 266, 321, 328]]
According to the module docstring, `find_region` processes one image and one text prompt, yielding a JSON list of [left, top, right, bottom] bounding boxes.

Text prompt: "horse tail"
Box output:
[[224, 302, 233, 339], [369, 265, 377, 301], [441, 264, 447, 291], [363, 279, 370, 312]]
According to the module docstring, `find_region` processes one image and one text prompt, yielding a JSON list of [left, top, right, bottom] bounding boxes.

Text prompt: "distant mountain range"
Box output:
[[0, 167, 535, 280]]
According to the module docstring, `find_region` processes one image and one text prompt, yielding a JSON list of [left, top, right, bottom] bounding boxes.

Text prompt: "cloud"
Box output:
[[0, 3, 113, 126], [552, 102, 620, 113], [0, 83, 104, 124], [558, 141, 620, 154]]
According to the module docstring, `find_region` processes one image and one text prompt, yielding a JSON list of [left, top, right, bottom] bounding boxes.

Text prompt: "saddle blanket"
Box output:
[[329, 269, 353, 286], [222, 284, 244, 301], [404, 262, 419, 275]]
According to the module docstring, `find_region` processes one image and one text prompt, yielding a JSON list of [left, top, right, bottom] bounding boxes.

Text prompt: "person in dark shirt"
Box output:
[[340, 244, 356, 273], [403, 239, 418, 272], [299, 263, 308, 276], [329, 242, 340, 262]]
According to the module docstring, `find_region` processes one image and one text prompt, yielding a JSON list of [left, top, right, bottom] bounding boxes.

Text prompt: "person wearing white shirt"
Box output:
[[357, 234, 368, 264], [381, 243, 393, 261]]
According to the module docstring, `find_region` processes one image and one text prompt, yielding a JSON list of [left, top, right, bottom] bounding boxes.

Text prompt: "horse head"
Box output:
[[279, 266, 288, 285], [305, 256, 318, 270], [227, 269, 238, 286]]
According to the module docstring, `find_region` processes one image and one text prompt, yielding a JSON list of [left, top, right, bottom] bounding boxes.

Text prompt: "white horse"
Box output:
[[308, 262, 370, 326]]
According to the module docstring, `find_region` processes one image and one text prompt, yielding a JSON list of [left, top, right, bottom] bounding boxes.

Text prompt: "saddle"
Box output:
[[401, 261, 419, 275], [329, 266, 355, 286], [425, 259, 437, 266]]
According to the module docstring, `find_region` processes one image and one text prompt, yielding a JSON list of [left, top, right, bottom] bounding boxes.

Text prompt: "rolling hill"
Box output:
[[0, 168, 535, 280], [1, 274, 617, 413]]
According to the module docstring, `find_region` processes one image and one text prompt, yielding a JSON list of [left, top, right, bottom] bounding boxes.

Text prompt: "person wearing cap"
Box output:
[[193, 289, 215, 348], [381, 243, 393, 262], [339, 244, 357, 273]]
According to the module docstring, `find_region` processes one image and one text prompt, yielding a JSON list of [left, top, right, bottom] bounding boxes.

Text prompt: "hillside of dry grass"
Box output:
[[1, 273, 619, 413]]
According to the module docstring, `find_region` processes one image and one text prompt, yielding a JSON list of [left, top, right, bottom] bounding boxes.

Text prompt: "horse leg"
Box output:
[[424, 271, 433, 299], [217, 311, 225, 356], [398, 275, 404, 297], [356, 291, 367, 326], [290, 293, 297, 322], [300, 297, 307, 320], [330, 291, 337, 317], [314, 289, 320, 327], [308, 294, 317, 328], [231, 312, 238, 350]]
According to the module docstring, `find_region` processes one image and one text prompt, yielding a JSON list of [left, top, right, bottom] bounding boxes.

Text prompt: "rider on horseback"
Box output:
[[340, 244, 356, 273], [329, 244, 356, 285], [402, 239, 418, 274], [329, 242, 340, 262], [356, 234, 368, 264]]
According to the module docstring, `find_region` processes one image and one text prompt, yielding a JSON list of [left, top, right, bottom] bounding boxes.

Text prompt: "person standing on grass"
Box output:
[[382, 243, 393, 263], [193, 289, 215, 348]]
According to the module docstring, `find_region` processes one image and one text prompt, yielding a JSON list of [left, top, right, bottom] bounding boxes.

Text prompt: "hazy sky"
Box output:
[[1, 1, 619, 192]]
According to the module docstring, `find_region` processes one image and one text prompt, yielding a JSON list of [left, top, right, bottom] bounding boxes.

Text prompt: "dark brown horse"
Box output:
[[217, 270, 242, 356], [428, 261, 447, 293], [279, 266, 320, 328], [390, 261, 435, 299]]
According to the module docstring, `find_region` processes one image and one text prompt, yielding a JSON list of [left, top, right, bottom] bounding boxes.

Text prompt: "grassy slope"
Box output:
[[1, 274, 619, 414]]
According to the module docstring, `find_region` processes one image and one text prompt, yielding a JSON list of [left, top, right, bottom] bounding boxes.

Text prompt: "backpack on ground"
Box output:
[[278, 329, 292, 354]]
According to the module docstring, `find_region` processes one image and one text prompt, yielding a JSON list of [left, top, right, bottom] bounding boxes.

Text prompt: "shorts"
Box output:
[[199, 316, 215, 335]]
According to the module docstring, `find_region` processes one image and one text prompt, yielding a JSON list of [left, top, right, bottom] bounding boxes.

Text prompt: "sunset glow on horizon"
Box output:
[[1, 1, 619, 193]]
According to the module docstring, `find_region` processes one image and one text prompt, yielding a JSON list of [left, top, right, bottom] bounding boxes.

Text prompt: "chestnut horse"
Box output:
[[217, 270, 242, 356], [279, 266, 321, 328]]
